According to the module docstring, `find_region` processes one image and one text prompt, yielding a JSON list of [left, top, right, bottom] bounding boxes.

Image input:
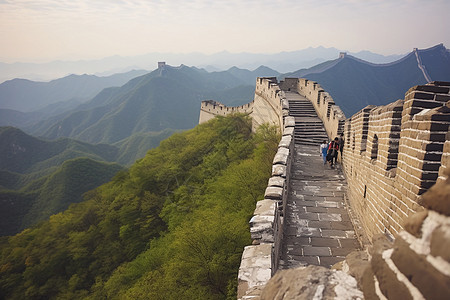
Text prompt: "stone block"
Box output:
[[391, 235, 450, 299], [264, 186, 283, 200], [303, 245, 331, 256], [430, 225, 450, 262], [418, 174, 450, 216], [339, 238, 360, 249], [322, 229, 347, 238], [260, 265, 363, 300], [238, 244, 273, 299], [402, 209, 428, 237], [414, 85, 450, 94], [254, 199, 277, 216], [311, 237, 340, 247], [435, 94, 450, 102], [361, 265, 378, 300], [278, 135, 292, 149], [250, 215, 275, 241], [331, 221, 354, 230], [272, 164, 286, 177], [297, 212, 319, 221], [371, 248, 413, 300], [318, 213, 342, 221], [268, 176, 284, 188], [305, 206, 328, 213], [298, 227, 322, 237], [330, 247, 354, 256], [283, 126, 294, 136], [284, 116, 295, 127], [320, 256, 345, 267]]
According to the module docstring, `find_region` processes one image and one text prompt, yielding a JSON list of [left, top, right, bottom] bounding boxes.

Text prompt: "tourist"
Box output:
[[320, 140, 328, 164], [338, 133, 344, 161], [327, 137, 340, 167]]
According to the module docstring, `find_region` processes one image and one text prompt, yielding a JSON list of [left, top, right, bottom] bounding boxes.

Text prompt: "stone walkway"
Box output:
[[279, 144, 360, 269], [278, 90, 360, 269]]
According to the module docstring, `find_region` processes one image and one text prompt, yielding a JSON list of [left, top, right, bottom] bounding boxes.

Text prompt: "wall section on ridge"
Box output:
[[199, 77, 284, 131]]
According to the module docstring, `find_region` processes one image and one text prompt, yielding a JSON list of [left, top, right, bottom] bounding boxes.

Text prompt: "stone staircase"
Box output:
[[287, 93, 329, 145]]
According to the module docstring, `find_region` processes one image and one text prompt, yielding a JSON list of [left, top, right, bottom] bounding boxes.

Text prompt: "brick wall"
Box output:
[[342, 82, 450, 241]]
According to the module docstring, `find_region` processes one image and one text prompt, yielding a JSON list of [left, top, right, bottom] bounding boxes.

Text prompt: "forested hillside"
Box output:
[[0, 127, 124, 235], [0, 115, 279, 299], [0, 158, 123, 236]]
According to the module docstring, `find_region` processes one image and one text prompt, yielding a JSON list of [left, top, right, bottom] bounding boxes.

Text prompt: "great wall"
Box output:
[[199, 75, 450, 299]]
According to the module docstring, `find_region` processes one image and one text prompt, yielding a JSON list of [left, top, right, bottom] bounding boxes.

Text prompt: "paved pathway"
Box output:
[[279, 92, 360, 269]]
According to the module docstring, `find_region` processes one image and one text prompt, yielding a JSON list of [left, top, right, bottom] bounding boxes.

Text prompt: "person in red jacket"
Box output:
[[327, 137, 340, 167]]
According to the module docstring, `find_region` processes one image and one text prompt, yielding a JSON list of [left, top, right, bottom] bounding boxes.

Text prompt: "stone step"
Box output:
[[288, 97, 329, 146]]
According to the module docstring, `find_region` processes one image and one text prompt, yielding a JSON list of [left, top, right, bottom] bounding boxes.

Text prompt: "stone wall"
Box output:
[[199, 77, 285, 131], [279, 77, 346, 139], [237, 116, 295, 299], [343, 82, 450, 241], [198, 100, 253, 124], [255, 171, 450, 299]]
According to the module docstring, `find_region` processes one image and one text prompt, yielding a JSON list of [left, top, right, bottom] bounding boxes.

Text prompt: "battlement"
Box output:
[[199, 77, 286, 130], [342, 81, 449, 240]]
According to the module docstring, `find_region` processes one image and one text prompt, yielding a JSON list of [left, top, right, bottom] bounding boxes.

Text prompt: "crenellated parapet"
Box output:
[[237, 116, 295, 299], [343, 82, 450, 241], [199, 77, 286, 131], [199, 100, 253, 124]]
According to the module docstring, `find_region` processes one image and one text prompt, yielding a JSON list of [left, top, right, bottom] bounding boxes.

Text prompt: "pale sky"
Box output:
[[0, 0, 449, 63]]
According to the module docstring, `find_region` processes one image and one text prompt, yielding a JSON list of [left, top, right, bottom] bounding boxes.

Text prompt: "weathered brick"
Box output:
[[310, 237, 340, 247], [435, 94, 450, 102], [391, 236, 450, 299], [303, 246, 331, 256], [414, 85, 450, 94]]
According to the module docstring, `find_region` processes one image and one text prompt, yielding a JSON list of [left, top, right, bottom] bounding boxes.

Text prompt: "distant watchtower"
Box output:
[[158, 62, 166, 69], [339, 52, 347, 58]]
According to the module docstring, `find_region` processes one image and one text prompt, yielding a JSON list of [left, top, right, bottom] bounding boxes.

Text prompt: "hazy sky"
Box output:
[[0, 0, 449, 63]]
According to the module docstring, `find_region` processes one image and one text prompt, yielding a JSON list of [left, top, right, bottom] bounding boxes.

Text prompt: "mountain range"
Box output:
[[12, 65, 277, 145], [0, 46, 404, 83], [282, 44, 450, 116], [0, 69, 148, 113]]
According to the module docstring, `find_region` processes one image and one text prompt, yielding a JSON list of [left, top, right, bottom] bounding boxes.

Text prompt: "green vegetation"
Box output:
[[0, 127, 125, 236], [0, 158, 123, 236], [0, 115, 279, 299]]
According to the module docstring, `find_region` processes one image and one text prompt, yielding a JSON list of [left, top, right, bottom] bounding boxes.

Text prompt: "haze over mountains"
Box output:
[[0, 46, 404, 83], [0, 70, 148, 112]]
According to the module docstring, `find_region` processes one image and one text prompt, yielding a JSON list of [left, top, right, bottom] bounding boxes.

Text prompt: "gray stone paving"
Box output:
[[279, 142, 360, 269]]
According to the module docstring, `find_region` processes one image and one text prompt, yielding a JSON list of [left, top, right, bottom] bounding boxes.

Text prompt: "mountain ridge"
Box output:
[[281, 44, 450, 116], [0, 69, 148, 112]]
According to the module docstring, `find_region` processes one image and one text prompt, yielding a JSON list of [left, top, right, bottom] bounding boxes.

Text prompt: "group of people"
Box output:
[[320, 134, 344, 168]]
